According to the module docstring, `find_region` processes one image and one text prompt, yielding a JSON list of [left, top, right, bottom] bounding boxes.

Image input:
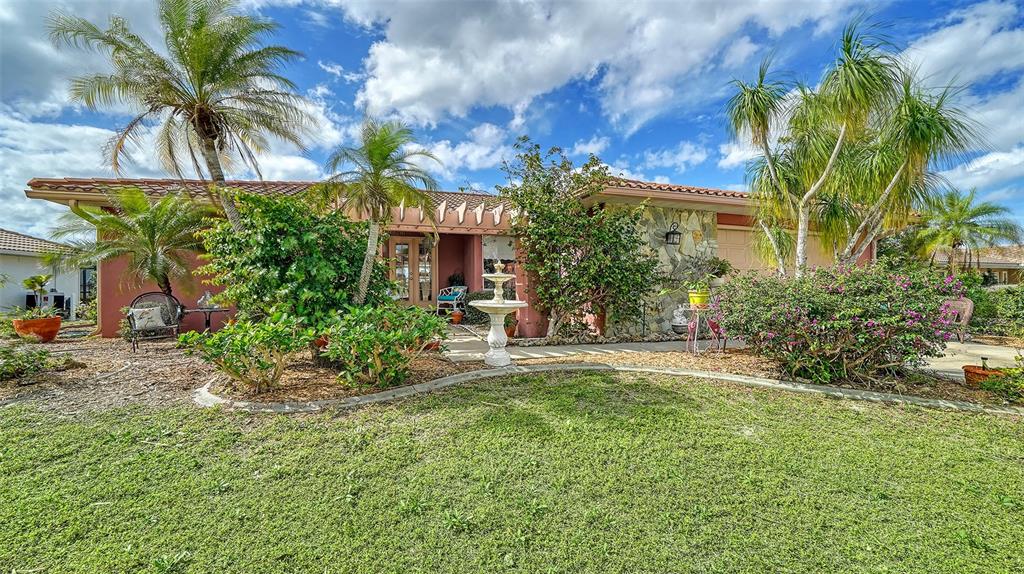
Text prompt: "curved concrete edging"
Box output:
[[193, 364, 1024, 417]]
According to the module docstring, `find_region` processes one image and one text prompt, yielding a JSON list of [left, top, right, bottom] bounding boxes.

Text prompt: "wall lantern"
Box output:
[[665, 222, 682, 245]]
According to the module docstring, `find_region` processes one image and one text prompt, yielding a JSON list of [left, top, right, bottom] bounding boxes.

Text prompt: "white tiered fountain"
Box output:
[[469, 261, 528, 367]]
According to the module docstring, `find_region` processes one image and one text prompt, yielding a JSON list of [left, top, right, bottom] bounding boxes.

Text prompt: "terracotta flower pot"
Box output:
[[450, 310, 464, 325], [12, 317, 62, 343], [963, 364, 1004, 387], [505, 324, 517, 338], [423, 340, 441, 351]]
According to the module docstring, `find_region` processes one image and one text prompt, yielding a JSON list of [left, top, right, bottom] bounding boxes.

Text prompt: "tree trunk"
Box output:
[[545, 311, 562, 338], [156, 276, 173, 297], [200, 137, 243, 231], [838, 162, 907, 264], [758, 220, 787, 277], [795, 123, 847, 278], [355, 219, 380, 304]]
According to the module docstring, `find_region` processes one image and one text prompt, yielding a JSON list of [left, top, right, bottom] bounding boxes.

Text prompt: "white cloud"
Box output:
[[941, 146, 1024, 191], [0, 0, 164, 118], [640, 141, 708, 173], [342, 0, 858, 132], [604, 161, 668, 184], [717, 141, 760, 169], [722, 36, 759, 68], [318, 60, 346, 78], [569, 135, 610, 157], [419, 123, 512, 181], [903, 1, 1024, 87]]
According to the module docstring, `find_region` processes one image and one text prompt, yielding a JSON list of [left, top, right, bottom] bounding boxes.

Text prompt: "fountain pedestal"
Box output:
[[468, 262, 528, 367]]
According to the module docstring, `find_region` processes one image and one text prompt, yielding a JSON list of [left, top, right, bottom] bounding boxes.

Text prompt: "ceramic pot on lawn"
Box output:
[[12, 316, 62, 343]]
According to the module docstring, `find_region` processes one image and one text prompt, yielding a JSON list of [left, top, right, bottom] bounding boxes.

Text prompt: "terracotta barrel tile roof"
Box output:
[[0, 227, 70, 255], [26, 177, 504, 211], [608, 177, 749, 199]]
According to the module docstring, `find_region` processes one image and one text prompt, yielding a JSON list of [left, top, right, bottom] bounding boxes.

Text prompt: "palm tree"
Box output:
[[316, 120, 441, 304], [726, 57, 789, 275], [50, 189, 213, 296], [48, 0, 313, 230], [729, 22, 898, 277], [22, 275, 53, 308], [917, 188, 1022, 270], [836, 73, 978, 264]]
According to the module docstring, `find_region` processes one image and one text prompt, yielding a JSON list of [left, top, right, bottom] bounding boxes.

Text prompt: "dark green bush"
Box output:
[[179, 313, 312, 394], [462, 290, 495, 325], [716, 261, 960, 384], [980, 354, 1024, 403], [322, 305, 447, 388], [198, 193, 393, 333]]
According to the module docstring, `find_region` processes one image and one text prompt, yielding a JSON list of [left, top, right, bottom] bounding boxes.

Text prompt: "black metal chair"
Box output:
[[126, 292, 185, 352]]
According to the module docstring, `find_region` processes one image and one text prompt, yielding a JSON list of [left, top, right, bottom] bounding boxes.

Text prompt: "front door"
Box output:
[[387, 236, 437, 306]]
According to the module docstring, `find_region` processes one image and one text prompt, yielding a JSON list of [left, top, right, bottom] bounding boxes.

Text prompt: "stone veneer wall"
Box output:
[[607, 205, 717, 336]]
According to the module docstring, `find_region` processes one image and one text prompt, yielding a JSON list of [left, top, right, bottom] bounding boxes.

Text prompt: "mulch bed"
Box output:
[[520, 349, 1015, 407], [2, 330, 1017, 413], [212, 354, 484, 403]]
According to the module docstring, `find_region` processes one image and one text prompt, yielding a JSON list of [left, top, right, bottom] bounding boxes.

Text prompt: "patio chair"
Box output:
[[943, 297, 974, 343], [126, 292, 185, 352], [437, 286, 467, 314]]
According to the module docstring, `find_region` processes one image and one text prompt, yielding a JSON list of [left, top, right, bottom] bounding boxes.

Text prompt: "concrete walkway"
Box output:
[[445, 326, 1020, 380]]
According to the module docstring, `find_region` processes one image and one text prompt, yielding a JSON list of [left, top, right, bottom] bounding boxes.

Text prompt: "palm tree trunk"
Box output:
[[758, 142, 787, 275], [156, 275, 173, 297], [795, 123, 847, 278], [200, 137, 244, 231], [355, 219, 380, 304], [758, 220, 787, 277], [839, 162, 907, 264]]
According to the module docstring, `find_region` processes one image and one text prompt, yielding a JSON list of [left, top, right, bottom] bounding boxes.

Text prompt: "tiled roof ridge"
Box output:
[[0, 227, 70, 254]]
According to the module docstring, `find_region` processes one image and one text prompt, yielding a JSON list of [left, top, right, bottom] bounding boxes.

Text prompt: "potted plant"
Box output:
[[504, 312, 518, 337], [687, 277, 711, 307], [963, 356, 1005, 387], [13, 275, 62, 342], [707, 256, 733, 288], [450, 309, 464, 324], [12, 305, 62, 343]]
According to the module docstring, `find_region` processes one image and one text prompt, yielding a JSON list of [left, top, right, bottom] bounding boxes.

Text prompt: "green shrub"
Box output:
[[715, 261, 959, 384], [77, 299, 97, 322], [980, 354, 1024, 403], [0, 346, 78, 381], [322, 305, 447, 388], [985, 287, 1024, 338], [179, 313, 312, 394], [462, 290, 495, 325], [198, 193, 393, 333], [0, 316, 16, 339]]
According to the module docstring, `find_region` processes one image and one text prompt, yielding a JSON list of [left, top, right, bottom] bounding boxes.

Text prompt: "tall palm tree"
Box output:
[[917, 188, 1022, 270], [836, 74, 978, 264], [317, 120, 441, 304], [48, 0, 313, 230], [726, 57, 789, 275], [728, 22, 898, 277], [50, 189, 213, 296]]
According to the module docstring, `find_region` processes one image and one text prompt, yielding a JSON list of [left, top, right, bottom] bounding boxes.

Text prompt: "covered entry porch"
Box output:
[[384, 232, 520, 307]]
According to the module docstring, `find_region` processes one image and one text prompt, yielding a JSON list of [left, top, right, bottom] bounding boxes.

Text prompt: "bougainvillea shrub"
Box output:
[[715, 261, 962, 384]]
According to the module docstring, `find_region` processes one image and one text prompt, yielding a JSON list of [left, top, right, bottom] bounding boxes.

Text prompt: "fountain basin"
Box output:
[[469, 300, 528, 367]]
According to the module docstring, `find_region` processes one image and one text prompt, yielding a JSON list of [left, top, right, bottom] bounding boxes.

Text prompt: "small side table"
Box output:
[[184, 307, 230, 331]]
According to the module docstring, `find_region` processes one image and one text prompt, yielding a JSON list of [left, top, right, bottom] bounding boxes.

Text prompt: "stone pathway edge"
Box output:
[[193, 364, 1024, 417]]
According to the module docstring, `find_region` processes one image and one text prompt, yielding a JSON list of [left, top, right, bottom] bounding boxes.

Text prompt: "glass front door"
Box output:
[[388, 236, 436, 306]]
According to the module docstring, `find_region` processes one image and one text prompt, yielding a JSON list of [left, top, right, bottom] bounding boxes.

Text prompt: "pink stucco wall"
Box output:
[[464, 235, 484, 292], [437, 234, 467, 287], [98, 253, 231, 338]]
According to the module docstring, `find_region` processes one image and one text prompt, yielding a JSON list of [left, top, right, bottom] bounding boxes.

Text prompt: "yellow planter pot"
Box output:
[[687, 290, 710, 307]]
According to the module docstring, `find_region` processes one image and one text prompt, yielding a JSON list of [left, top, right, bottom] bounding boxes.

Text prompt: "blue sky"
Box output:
[[1, 0, 1022, 238]]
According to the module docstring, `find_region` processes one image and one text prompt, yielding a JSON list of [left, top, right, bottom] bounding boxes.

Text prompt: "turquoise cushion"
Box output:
[[438, 294, 460, 301]]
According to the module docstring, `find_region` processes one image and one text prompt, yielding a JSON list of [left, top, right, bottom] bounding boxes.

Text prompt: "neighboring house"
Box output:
[[25, 177, 852, 337], [933, 246, 1024, 285], [0, 227, 89, 319]]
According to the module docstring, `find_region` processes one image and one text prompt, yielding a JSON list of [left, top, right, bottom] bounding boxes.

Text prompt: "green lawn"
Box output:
[[2, 372, 1022, 573]]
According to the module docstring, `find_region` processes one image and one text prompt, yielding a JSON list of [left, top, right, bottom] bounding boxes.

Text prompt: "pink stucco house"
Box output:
[[26, 176, 865, 338]]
